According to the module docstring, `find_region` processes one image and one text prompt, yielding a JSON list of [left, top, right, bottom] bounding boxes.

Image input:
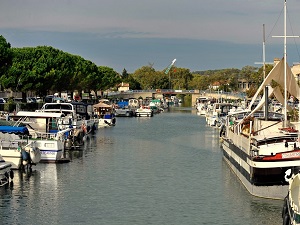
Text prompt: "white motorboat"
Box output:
[[93, 102, 116, 128], [135, 106, 153, 117], [11, 111, 73, 163], [115, 108, 134, 117], [37, 102, 98, 133], [205, 102, 234, 127], [195, 96, 210, 115], [0, 125, 41, 170], [37, 102, 98, 148]]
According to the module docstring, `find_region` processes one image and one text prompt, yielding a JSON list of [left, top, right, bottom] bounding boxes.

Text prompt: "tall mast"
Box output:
[[273, 0, 299, 127], [284, 0, 287, 126], [263, 24, 266, 79], [263, 24, 269, 121]]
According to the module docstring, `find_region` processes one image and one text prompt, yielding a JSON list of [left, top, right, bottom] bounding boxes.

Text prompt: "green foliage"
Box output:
[[132, 66, 157, 89], [98, 66, 121, 90], [0, 35, 275, 99], [0, 35, 12, 77], [121, 68, 129, 79], [0, 45, 119, 98]]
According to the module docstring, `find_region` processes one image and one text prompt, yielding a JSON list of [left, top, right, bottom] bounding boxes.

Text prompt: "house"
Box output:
[[118, 82, 130, 92], [210, 81, 220, 90], [238, 79, 253, 92]]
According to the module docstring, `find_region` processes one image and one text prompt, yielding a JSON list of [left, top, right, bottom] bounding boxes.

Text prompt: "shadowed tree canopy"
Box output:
[[0, 35, 12, 78], [0, 45, 118, 98]]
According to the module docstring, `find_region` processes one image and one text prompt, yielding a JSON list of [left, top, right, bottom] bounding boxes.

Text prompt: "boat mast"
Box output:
[[273, 0, 299, 127], [284, 0, 287, 126], [263, 24, 269, 121], [263, 24, 266, 79]]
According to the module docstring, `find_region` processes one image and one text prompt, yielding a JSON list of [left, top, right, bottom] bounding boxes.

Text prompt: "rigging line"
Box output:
[[265, 5, 284, 43], [286, 7, 300, 61]]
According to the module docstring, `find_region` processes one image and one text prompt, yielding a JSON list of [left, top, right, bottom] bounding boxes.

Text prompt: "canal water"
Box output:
[[0, 108, 283, 225]]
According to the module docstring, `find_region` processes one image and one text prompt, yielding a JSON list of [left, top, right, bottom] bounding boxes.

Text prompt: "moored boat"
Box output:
[[282, 169, 300, 225], [11, 111, 73, 163], [195, 96, 211, 115], [135, 105, 153, 117], [0, 125, 41, 170], [37, 102, 98, 139], [115, 108, 134, 117], [221, 62, 300, 199], [205, 102, 234, 127], [221, 0, 300, 199], [93, 102, 116, 128]]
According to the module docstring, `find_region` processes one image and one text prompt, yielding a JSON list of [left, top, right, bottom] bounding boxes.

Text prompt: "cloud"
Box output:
[[1, 0, 300, 73]]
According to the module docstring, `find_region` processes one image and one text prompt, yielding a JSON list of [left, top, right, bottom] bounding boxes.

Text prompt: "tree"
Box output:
[[98, 66, 121, 91], [121, 68, 129, 79], [171, 67, 192, 89], [124, 74, 141, 90], [0, 36, 12, 75], [132, 66, 156, 89], [0, 36, 12, 90], [189, 74, 210, 90]]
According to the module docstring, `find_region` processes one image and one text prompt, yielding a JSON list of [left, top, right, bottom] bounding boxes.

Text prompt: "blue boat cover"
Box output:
[[0, 126, 29, 134]]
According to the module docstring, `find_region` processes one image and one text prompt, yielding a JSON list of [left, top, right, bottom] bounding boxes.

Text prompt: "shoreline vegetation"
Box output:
[[0, 35, 269, 107]]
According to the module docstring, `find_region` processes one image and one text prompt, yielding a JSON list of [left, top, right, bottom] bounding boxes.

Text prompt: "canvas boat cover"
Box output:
[[0, 126, 29, 134]]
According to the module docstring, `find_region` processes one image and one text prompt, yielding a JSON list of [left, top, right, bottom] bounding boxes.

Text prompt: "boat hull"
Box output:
[[222, 138, 290, 199], [135, 109, 153, 117], [34, 139, 66, 163], [115, 109, 134, 117], [0, 149, 23, 170]]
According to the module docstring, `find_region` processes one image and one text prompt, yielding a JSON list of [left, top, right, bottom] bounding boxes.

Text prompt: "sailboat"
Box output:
[[221, 0, 300, 200]]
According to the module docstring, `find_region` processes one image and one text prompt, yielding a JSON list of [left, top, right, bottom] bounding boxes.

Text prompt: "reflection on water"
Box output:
[[0, 108, 283, 225]]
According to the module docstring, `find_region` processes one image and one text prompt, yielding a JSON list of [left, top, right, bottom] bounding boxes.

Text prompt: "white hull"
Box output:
[[222, 138, 288, 199], [35, 139, 65, 162], [135, 108, 153, 117], [0, 140, 41, 170], [0, 149, 23, 170]]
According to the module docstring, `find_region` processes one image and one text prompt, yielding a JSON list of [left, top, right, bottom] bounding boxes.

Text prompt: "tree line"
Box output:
[[0, 35, 270, 99]]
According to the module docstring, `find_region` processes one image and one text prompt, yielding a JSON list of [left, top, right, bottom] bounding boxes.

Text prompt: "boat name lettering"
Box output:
[[282, 152, 300, 159], [42, 151, 55, 155]]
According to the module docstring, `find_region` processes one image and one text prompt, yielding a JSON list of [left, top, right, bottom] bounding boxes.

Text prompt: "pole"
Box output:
[[272, 0, 300, 127], [284, 0, 287, 126]]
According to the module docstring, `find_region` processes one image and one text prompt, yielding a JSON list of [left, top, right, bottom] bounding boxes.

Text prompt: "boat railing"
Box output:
[[28, 128, 71, 141], [0, 140, 21, 149], [227, 128, 250, 153]]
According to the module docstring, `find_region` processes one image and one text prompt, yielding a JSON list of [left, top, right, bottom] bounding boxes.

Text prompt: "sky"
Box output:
[[1, 0, 300, 73]]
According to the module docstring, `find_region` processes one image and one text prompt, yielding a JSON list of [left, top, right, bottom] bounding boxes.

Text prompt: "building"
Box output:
[[118, 82, 130, 92]]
